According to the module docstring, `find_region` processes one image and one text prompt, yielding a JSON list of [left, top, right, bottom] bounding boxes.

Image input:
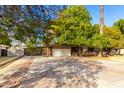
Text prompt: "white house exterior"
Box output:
[[7, 46, 24, 56], [7, 38, 25, 57], [120, 49, 124, 55], [51, 46, 72, 57], [52, 49, 71, 57]]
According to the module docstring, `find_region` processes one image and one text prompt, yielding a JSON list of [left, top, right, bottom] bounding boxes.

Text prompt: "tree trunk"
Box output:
[[118, 48, 121, 55], [46, 46, 49, 57], [98, 46, 103, 57], [98, 5, 104, 57]]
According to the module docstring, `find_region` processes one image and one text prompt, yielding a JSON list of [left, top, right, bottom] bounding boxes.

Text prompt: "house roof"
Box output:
[[9, 37, 26, 48], [0, 45, 9, 49]]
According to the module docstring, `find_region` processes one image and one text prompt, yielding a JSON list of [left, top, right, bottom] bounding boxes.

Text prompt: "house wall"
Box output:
[[120, 49, 124, 55], [52, 49, 71, 56], [7, 46, 24, 56]]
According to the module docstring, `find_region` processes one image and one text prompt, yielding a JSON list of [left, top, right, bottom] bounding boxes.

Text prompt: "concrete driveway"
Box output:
[[0, 56, 124, 88]]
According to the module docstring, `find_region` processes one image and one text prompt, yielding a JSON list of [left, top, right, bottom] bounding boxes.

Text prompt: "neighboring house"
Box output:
[[7, 38, 25, 57], [7, 45, 24, 57]]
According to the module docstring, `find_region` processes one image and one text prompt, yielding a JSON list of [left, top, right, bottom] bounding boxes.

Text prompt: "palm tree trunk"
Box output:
[[98, 5, 104, 57], [46, 46, 49, 57]]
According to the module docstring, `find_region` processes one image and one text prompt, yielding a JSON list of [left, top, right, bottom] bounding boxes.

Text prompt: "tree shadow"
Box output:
[[19, 57, 104, 88]]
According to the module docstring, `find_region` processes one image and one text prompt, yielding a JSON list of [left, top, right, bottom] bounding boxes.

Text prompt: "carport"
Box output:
[[0, 45, 9, 56]]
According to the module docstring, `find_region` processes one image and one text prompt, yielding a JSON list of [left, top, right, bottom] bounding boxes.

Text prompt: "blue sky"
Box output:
[[86, 5, 124, 26]]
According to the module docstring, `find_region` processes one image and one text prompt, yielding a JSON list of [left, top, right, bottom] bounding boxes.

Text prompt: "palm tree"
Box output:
[[98, 5, 104, 57]]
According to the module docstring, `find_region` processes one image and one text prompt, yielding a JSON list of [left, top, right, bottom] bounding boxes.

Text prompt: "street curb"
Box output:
[[0, 56, 23, 67]]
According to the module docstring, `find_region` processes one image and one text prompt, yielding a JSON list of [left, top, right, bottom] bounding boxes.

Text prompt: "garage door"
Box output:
[[52, 49, 71, 56]]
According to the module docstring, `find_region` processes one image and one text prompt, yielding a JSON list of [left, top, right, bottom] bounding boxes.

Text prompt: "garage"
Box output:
[[52, 46, 71, 57]]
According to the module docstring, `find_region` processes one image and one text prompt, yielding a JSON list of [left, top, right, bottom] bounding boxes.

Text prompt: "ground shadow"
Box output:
[[19, 57, 104, 88]]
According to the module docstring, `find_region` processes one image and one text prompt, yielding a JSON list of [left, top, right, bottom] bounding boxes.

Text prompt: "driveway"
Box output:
[[0, 56, 124, 88]]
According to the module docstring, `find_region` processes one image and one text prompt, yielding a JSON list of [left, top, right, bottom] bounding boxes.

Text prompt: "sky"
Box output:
[[86, 5, 124, 26]]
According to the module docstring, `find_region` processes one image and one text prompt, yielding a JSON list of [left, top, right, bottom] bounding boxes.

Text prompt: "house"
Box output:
[[51, 45, 93, 57], [7, 38, 25, 57], [0, 38, 25, 57]]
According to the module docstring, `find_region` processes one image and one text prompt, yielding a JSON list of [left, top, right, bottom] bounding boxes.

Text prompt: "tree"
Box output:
[[90, 34, 110, 49], [104, 26, 122, 48], [52, 6, 92, 46], [98, 5, 104, 57], [90, 26, 123, 55], [0, 28, 11, 46], [118, 35, 124, 55], [114, 19, 124, 34], [0, 5, 66, 48], [0, 6, 21, 46], [92, 24, 100, 34]]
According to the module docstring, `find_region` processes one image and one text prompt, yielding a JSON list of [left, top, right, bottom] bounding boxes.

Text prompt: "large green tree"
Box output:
[[0, 5, 66, 48], [90, 26, 123, 53], [52, 6, 92, 46], [104, 26, 122, 48], [113, 19, 124, 54]]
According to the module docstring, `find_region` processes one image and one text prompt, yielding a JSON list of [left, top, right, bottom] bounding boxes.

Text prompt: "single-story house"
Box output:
[[0, 44, 24, 57], [1, 44, 124, 57], [24, 44, 95, 57], [24, 44, 124, 57], [0, 38, 25, 57]]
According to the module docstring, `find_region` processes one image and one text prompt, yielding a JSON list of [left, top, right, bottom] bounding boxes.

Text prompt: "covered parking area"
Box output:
[[0, 45, 9, 57]]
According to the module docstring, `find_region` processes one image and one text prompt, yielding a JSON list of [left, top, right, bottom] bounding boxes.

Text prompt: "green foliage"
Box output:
[[90, 27, 123, 48], [52, 6, 92, 46], [118, 35, 124, 48], [0, 28, 11, 46], [114, 19, 124, 34], [92, 24, 100, 34], [90, 34, 111, 48], [2, 16, 13, 26], [42, 32, 55, 46], [13, 18, 43, 48], [1, 5, 66, 48], [104, 26, 122, 48]]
